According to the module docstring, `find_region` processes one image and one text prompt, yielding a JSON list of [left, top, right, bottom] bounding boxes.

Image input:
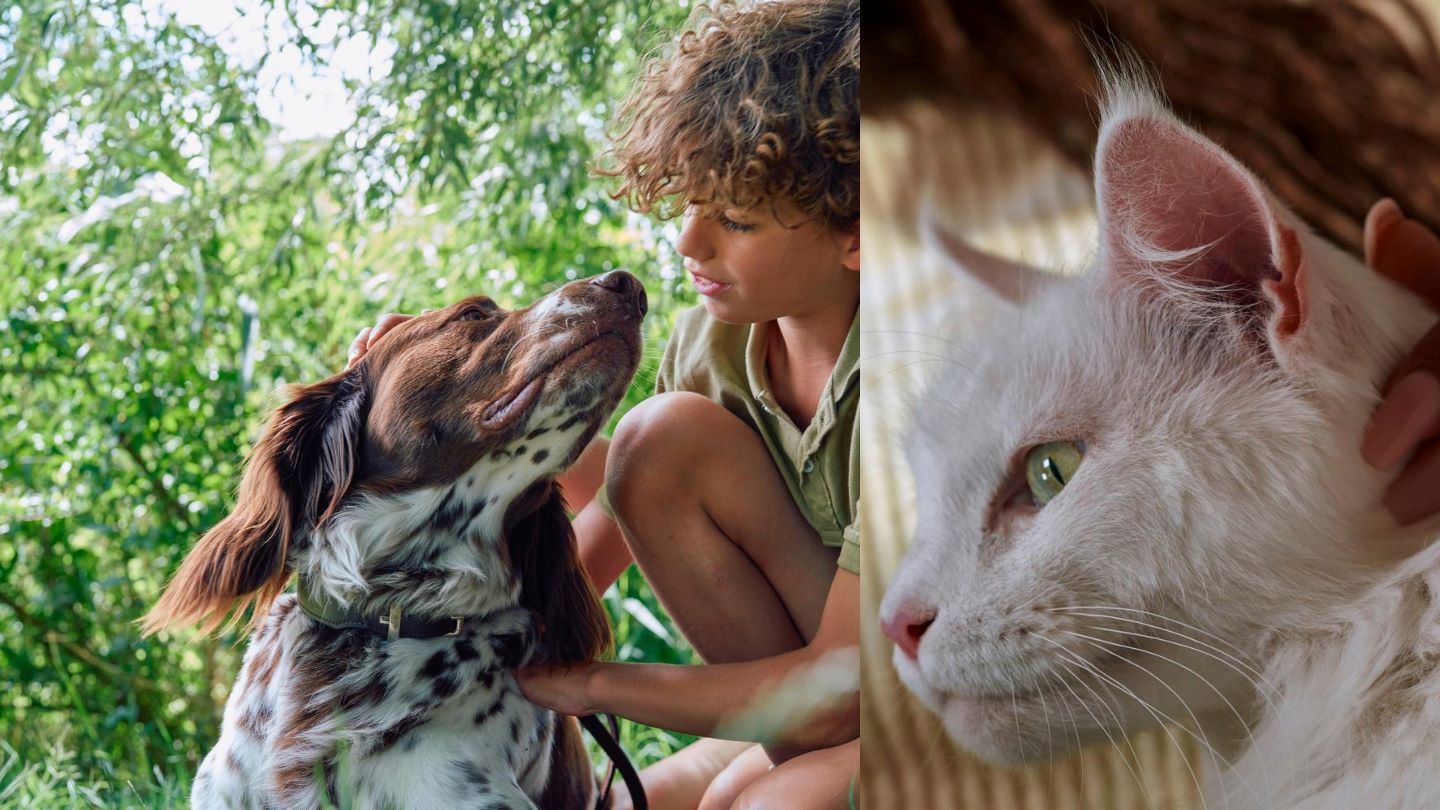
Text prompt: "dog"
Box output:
[[144, 271, 646, 809]]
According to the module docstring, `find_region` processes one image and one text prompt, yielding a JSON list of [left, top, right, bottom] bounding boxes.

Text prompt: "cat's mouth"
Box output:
[[935, 631, 1155, 709], [907, 631, 1160, 765]]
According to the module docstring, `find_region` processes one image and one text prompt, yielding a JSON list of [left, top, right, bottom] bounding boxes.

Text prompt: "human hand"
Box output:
[[1361, 198, 1440, 525], [515, 663, 603, 716], [345, 312, 418, 370]]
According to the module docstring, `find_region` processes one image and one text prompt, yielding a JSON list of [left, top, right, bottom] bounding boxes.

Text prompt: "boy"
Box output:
[[350, 2, 860, 806]]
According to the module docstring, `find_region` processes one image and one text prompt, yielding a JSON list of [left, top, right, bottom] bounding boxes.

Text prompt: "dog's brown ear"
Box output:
[[143, 369, 368, 636], [507, 483, 612, 666]]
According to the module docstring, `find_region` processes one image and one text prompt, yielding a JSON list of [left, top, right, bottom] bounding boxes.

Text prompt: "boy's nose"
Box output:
[[881, 607, 935, 661], [676, 212, 716, 263]]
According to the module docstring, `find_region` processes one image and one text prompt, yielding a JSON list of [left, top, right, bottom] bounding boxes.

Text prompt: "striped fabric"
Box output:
[[858, 104, 1206, 809]]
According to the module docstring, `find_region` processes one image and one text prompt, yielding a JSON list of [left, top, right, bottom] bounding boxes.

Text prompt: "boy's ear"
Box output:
[[1095, 90, 1308, 345], [142, 367, 369, 635], [841, 228, 860, 273]]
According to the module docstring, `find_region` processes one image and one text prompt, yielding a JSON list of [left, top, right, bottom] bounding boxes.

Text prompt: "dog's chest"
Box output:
[[208, 597, 558, 808], [337, 677, 558, 808]]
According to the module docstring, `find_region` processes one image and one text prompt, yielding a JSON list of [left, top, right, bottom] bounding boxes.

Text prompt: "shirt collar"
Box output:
[[744, 310, 861, 413]]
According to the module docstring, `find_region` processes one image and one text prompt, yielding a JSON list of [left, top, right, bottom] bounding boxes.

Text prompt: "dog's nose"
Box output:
[[881, 607, 935, 661], [589, 271, 648, 316]]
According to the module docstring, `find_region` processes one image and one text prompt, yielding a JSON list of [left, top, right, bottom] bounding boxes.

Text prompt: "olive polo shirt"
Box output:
[[604, 305, 861, 574]]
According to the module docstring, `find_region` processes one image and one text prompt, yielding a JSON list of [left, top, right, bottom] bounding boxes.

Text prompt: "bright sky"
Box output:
[[153, 0, 395, 141]]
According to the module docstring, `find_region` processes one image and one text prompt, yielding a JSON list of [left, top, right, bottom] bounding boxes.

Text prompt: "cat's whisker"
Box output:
[[1061, 628, 1277, 804], [1049, 609, 1281, 702], [1043, 635, 1215, 810], [859, 328, 962, 348], [1010, 591, 1048, 614], [1048, 676, 1087, 802], [1058, 633, 1266, 810], [898, 397, 981, 419], [1011, 688, 1027, 763], [1035, 668, 1056, 793], [1040, 640, 1161, 810], [872, 357, 978, 386], [1049, 605, 1272, 688], [861, 349, 947, 362]]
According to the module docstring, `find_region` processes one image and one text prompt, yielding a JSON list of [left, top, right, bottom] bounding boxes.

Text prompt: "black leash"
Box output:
[[579, 713, 647, 810]]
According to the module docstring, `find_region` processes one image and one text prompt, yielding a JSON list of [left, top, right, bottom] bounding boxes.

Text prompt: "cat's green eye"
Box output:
[[1024, 441, 1086, 506]]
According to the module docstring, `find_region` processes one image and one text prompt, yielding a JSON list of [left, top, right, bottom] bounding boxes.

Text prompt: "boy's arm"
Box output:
[[556, 436, 609, 508], [574, 500, 632, 592], [558, 437, 635, 592], [517, 568, 860, 751]]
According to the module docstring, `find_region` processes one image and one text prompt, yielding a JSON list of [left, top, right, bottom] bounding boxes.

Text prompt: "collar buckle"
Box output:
[[378, 605, 403, 641]]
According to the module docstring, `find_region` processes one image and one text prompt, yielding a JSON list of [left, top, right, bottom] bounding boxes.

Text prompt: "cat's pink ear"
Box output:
[[921, 212, 1053, 305], [1096, 105, 1306, 340]]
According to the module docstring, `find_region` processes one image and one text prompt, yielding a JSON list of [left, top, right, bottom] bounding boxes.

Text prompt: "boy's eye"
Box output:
[[717, 214, 756, 233]]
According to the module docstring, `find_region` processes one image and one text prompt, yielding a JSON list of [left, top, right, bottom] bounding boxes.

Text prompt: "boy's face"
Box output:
[[676, 200, 859, 325]]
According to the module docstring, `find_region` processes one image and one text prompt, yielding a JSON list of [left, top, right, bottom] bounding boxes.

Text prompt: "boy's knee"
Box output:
[[613, 391, 726, 446], [730, 741, 858, 810], [731, 778, 822, 810], [607, 392, 736, 502]]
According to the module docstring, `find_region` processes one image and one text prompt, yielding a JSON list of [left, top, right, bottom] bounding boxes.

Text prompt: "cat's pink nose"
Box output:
[[882, 608, 934, 660]]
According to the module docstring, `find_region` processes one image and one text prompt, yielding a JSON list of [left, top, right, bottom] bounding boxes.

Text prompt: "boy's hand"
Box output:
[[346, 312, 418, 370], [515, 663, 603, 716], [1361, 199, 1440, 525]]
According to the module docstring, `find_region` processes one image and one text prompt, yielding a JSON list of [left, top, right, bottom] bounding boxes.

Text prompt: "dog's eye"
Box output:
[[457, 308, 489, 322]]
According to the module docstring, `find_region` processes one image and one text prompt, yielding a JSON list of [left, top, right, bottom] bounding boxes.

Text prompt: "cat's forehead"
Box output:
[[914, 284, 1108, 434], [910, 276, 1260, 475]]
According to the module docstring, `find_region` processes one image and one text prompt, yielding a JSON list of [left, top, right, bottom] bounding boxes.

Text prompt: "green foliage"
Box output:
[[0, 0, 696, 804]]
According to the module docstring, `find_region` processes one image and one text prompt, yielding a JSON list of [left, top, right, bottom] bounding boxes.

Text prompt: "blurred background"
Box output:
[[859, 1, 1440, 808], [0, 1, 701, 805]]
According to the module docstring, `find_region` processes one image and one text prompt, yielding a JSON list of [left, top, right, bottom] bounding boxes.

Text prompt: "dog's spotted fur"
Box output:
[[147, 273, 646, 809]]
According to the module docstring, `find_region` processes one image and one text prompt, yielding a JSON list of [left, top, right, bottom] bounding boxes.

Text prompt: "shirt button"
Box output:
[[802, 459, 814, 474]]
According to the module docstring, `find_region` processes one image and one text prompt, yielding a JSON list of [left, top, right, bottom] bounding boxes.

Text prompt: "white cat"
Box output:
[[879, 75, 1440, 809]]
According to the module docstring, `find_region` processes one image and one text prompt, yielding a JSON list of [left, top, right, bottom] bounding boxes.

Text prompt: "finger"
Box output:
[[1362, 369, 1440, 470], [1369, 208, 1440, 311], [1387, 322, 1440, 390], [366, 312, 416, 352], [1384, 440, 1440, 526], [1364, 198, 1402, 269], [346, 326, 372, 370]]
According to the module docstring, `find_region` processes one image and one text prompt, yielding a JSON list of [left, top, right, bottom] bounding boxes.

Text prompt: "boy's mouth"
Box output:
[[690, 270, 732, 297]]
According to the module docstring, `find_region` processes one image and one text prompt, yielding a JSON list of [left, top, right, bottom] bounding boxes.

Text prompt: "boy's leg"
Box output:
[[605, 391, 843, 808], [609, 738, 753, 810], [732, 739, 860, 810], [607, 391, 839, 658], [695, 744, 774, 810]]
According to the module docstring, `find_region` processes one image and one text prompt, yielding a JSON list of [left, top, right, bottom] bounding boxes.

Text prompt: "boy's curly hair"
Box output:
[[601, 0, 860, 231]]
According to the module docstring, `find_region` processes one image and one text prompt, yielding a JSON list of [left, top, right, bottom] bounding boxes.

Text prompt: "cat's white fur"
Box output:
[[882, 76, 1440, 809]]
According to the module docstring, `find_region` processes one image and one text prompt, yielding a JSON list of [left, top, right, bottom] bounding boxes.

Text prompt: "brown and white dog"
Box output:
[[144, 272, 646, 809]]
